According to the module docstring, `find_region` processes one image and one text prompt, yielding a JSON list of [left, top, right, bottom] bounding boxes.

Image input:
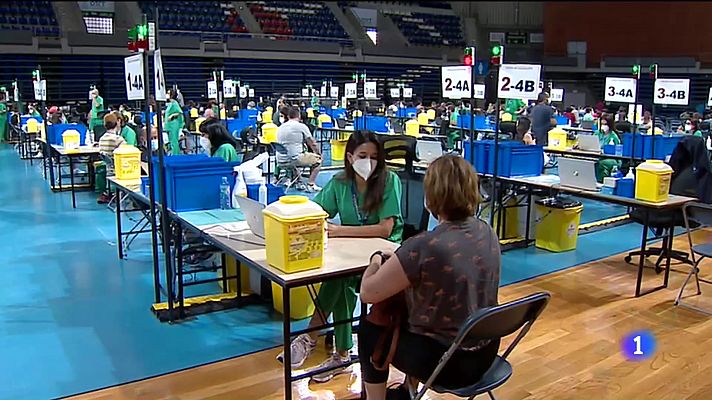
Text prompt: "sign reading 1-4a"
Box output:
[[124, 54, 145, 101], [604, 77, 637, 103], [498, 64, 541, 101], [654, 78, 689, 106]]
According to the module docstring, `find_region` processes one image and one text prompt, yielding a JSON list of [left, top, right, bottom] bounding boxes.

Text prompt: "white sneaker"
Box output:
[[311, 353, 353, 383], [276, 334, 317, 368]]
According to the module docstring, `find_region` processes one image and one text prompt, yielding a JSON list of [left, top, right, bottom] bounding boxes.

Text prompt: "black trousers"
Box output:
[[358, 318, 500, 388]]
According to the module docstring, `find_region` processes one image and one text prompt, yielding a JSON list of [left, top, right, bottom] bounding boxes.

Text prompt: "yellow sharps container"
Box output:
[[261, 123, 278, 143], [262, 107, 273, 123], [547, 127, 569, 150], [405, 119, 420, 137], [535, 197, 583, 252], [62, 129, 81, 151], [113, 144, 142, 182], [263, 195, 328, 273], [635, 160, 673, 203]]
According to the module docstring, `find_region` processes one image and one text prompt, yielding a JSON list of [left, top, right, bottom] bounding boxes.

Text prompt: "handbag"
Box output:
[[365, 252, 408, 372]]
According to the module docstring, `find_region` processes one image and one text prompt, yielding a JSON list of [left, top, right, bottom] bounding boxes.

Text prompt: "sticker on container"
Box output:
[[287, 221, 324, 262], [567, 223, 576, 237]]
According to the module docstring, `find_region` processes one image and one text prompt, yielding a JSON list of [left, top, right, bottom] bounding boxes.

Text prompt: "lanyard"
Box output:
[[351, 181, 368, 225]]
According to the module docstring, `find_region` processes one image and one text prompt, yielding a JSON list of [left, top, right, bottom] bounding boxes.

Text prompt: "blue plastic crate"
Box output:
[[463, 140, 489, 173], [622, 134, 683, 160], [152, 155, 238, 211], [555, 116, 570, 126], [457, 115, 492, 130], [615, 178, 635, 198], [353, 116, 388, 132], [490, 142, 544, 177], [246, 183, 285, 204], [47, 123, 88, 145]]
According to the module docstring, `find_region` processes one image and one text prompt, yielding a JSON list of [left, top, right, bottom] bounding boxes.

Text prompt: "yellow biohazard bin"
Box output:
[[113, 144, 142, 182], [271, 282, 322, 320], [317, 113, 332, 128], [261, 123, 278, 143], [405, 119, 420, 137], [535, 197, 583, 252], [263, 195, 328, 273], [635, 160, 673, 203], [262, 107, 273, 123], [330, 138, 349, 161], [547, 128, 569, 150], [62, 129, 81, 151]]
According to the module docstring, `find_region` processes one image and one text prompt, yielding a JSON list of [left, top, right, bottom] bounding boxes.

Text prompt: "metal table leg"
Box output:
[[635, 211, 650, 297], [69, 156, 76, 208], [282, 285, 292, 400]]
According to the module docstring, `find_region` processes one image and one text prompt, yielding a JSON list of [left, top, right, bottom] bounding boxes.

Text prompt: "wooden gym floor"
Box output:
[[70, 232, 712, 400]]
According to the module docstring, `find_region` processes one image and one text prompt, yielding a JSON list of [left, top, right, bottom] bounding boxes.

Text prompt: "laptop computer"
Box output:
[[558, 157, 603, 191], [416, 140, 443, 164], [577, 134, 601, 152], [235, 196, 266, 238]]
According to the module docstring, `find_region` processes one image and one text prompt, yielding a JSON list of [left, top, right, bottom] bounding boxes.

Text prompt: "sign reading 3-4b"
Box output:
[[604, 77, 637, 103], [498, 64, 541, 100], [441, 66, 471, 99], [654, 78, 690, 106]]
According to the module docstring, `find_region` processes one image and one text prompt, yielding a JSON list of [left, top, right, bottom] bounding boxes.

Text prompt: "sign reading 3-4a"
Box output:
[[604, 77, 637, 103]]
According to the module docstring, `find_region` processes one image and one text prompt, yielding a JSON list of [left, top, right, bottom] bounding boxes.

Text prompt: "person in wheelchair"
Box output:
[[276, 106, 322, 192]]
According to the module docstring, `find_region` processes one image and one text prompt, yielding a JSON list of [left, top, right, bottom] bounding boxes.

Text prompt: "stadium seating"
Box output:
[[248, 1, 349, 42], [386, 11, 464, 47], [140, 1, 248, 35], [0, 1, 60, 37]]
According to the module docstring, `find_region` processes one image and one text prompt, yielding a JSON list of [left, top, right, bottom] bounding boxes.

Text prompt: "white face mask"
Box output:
[[351, 158, 377, 180], [685, 124, 692, 132], [200, 136, 211, 152], [602, 125, 609, 133], [151, 139, 159, 151]]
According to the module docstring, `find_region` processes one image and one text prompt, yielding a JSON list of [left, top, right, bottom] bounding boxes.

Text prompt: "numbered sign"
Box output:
[[604, 77, 637, 103], [441, 66, 471, 99], [364, 81, 377, 99], [390, 88, 400, 98], [330, 86, 339, 98], [654, 78, 690, 106], [207, 80, 217, 99], [403, 87, 413, 98], [473, 84, 485, 100], [154, 49, 167, 101], [550, 88, 564, 103], [345, 82, 357, 99], [248, 88, 255, 98], [498, 64, 541, 100], [320, 85, 327, 97], [301, 88, 309, 97], [708, 88, 712, 107], [33, 80, 46, 101], [239, 86, 248, 98], [124, 54, 145, 101], [148, 22, 156, 52], [222, 79, 236, 98]]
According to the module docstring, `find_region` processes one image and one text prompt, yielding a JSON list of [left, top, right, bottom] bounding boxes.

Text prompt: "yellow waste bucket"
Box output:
[[62, 130, 81, 151], [271, 282, 322, 320], [220, 109, 227, 120], [220, 256, 252, 293], [263, 196, 328, 273], [190, 108, 199, 118], [405, 119, 420, 137], [262, 107, 273, 123], [426, 109, 436, 120], [417, 112, 429, 126], [113, 144, 142, 181], [535, 197, 583, 252], [307, 108, 315, 119], [26, 118, 40, 134], [330, 138, 348, 161], [317, 113, 331, 128], [261, 123, 278, 143], [547, 128, 569, 150], [635, 160, 673, 203], [194, 117, 206, 133]]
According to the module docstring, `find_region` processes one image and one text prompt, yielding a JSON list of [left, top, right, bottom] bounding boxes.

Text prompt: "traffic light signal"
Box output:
[[649, 64, 658, 80], [352, 73, 357, 82], [463, 46, 474, 66], [127, 24, 148, 52], [32, 69, 40, 82], [632, 64, 641, 79], [490, 45, 503, 66]]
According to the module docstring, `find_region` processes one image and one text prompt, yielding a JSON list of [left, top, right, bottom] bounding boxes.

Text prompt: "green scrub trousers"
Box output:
[[314, 276, 360, 352]]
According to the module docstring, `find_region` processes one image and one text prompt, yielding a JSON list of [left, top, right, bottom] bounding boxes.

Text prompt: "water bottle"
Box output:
[[258, 178, 268, 206], [614, 144, 623, 156], [220, 176, 231, 210]]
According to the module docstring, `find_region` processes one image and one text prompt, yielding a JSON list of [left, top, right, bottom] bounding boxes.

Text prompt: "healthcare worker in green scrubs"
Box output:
[[276, 130, 404, 383], [164, 89, 185, 155], [89, 89, 104, 132], [113, 111, 137, 146], [504, 98, 526, 121], [199, 119, 240, 162], [595, 114, 622, 182], [0, 93, 7, 142], [28, 104, 41, 117]]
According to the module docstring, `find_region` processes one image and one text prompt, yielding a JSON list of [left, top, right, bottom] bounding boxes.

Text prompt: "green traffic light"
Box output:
[[492, 45, 502, 56], [632, 64, 640, 73], [464, 47, 473, 56]]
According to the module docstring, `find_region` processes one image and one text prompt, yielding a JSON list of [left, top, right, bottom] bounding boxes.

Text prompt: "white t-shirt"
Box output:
[[276, 119, 313, 163]]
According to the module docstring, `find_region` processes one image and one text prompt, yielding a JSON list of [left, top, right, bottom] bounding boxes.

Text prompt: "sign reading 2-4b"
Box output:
[[441, 66, 471, 99], [605, 77, 637, 103], [654, 78, 689, 106], [498, 64, 541, 101]]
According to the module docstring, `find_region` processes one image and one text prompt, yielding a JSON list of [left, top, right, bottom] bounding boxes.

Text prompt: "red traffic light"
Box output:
[[463, 54, 473, 66]]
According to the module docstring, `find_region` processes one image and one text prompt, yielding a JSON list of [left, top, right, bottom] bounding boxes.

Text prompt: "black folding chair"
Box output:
[[412, 292, 551, 400], [675, 202, 712, 314]]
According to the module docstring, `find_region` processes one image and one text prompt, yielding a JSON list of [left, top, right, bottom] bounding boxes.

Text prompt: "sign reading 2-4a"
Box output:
[[604, 77, 637, 103], [498, 64, 541, 101]]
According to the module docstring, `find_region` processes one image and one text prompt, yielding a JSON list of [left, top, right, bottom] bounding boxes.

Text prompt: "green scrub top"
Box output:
[[313, 170, 404, 243], [693, 130, 703, 137], [90, 96, 104, 129], [504, 99, 525, 120], [121, 125, 137, 146], [596, 130, 621, 146], [212, 143, 239, 162]]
